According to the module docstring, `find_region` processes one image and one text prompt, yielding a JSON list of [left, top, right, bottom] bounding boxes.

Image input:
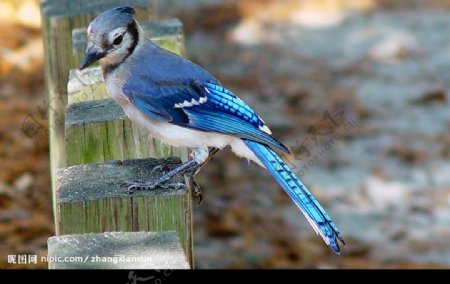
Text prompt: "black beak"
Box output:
[[79, 45, 106, 70]]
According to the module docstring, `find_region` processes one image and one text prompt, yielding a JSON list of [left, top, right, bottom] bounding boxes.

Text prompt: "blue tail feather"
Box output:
[[243, 139, 344, 253]]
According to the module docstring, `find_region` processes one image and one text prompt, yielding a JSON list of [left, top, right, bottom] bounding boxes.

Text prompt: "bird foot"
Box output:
[[185, 172, 203, 205], [121, 180, 187, 194]]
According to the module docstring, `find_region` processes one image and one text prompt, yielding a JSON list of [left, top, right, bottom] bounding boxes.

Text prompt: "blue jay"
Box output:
[[80, 6, 344, 253]]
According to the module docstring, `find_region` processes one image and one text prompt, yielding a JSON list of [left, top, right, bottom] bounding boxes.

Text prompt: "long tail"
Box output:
[[243, 139, 345, 253]]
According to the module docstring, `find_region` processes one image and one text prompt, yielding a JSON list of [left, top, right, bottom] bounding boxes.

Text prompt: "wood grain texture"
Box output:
[[65, 99, 188, 166], [47, 231, 190, 269]]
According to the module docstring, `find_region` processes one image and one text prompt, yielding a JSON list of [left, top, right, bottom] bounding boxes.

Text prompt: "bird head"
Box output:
[[79, 6, 139, 70]]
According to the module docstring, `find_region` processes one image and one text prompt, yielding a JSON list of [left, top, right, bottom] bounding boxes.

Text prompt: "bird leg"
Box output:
[[121, 159, 197, 193], [150, 159, 183, 175], [121, 147, 219, 196]]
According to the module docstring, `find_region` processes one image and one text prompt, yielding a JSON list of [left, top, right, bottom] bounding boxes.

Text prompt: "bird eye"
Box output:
[[113, 35, 123, 45]]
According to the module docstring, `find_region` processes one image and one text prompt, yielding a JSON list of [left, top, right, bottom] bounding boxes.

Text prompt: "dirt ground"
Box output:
[[1, 0, 450, 269]]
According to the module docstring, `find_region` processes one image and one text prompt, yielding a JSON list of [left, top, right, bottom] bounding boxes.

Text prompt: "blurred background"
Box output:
[[1, 0, 450, 269]]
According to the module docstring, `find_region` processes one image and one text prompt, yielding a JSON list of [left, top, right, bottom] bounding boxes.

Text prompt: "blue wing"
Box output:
[[123, 80, 289, 153]]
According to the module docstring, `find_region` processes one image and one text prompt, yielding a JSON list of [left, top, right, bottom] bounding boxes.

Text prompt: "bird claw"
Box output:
[[189, 177, 203, 205], [120, 180, 157, 194], [193, 190, 203, 205], [121, 180, 187, 194], [159, 182, 188, 191]]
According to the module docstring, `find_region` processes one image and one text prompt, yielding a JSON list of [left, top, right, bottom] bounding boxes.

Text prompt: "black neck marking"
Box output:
[[104, 20, 140, 75]]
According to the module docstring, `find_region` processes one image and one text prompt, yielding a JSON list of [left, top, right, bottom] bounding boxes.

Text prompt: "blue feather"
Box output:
[[124, 80, 290, 153], [204, 83, 267, 130], [183, 106, 288, 153], [243, 139, 345, 253]]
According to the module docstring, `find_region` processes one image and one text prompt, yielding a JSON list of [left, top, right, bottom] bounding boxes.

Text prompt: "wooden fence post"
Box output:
[[55, 158, 193, 264], [48, 231, 190, 269]]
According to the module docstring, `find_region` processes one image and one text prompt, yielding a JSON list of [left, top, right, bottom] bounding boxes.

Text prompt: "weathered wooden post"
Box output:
[[48, 231, 190, 269], [54, 158, 193, 263]]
